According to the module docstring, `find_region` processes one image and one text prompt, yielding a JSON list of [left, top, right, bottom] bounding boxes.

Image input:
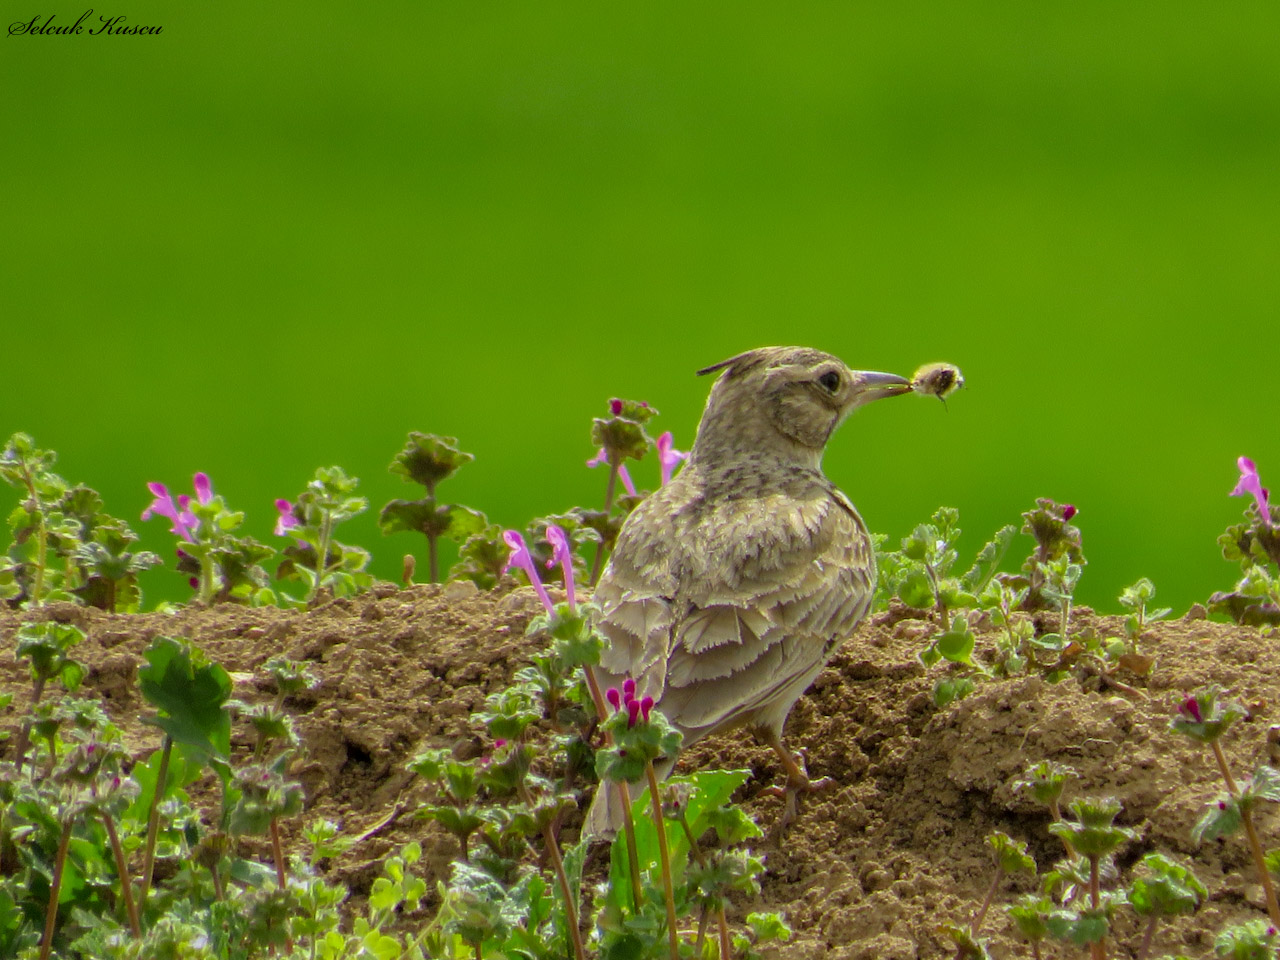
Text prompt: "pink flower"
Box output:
[[609, 398, 624, 416], [193, 472, 213, 505], [1061, 504, 1077, 522], [273, 499, 300, 536], [544, 524, 576, 614], [504, 530, 554, 615], [656, 432, 688, 486], [1177, 696, 1202, 723], [1231, 457, 1272, 525], [586, 448, 637, 497], [142, 482, 198, 542]]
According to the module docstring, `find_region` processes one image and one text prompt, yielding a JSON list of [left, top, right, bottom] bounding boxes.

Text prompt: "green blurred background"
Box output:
[[3, 2, 1278, 612]]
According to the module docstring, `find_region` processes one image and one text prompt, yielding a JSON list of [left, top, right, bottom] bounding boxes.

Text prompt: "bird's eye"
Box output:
[[817, 371, 841, 392]]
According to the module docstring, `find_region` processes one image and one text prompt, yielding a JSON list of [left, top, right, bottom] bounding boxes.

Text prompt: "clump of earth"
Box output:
[[3, 581, 1276, 959]]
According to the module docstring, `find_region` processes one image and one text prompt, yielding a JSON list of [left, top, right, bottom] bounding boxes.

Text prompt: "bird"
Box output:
[[585, 345, 919, 836]]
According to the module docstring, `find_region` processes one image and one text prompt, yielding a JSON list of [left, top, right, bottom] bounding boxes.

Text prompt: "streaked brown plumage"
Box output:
[[585, 346, 916, 835]]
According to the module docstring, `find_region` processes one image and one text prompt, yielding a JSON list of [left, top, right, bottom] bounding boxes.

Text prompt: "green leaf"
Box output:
[[1192, 796, 1242, 842], [898, 568, 935, 609], [137, 635, 232, 767], [936, 620, 975, 665], [390, 433, 474, 492], [960, 525, 1015, 594]]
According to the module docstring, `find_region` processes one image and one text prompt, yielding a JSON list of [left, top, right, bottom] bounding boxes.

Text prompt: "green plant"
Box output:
[[876, 507, 1014, 705], [275, 466, 371, 604], [143, 472, 277, 606], [1171, 685, 1280, 927], [380, 433, 489, 584], [585, 398, 659, 584], [1211, 457, 1280, 628], [1128, 853, 1206, 960]]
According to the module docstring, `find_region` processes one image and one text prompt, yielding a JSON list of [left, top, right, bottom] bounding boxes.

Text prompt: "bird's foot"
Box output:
[[758, 753, 834, 832]]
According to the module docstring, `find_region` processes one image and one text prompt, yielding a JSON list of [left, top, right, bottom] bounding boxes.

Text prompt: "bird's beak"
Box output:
[[850, 370, 913, 404]]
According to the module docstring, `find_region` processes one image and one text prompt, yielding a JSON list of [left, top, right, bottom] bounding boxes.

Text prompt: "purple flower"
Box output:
[[627, 699, 641, 728], [609, 398, 624, 416], [606, 687, 622, 710], [1231, 457, 1272, 525], [586, 448, 637, 497], [504, 529, 554, 615], [544, 524, 576, 614], [656, 431, 688, 486], [274, 499, 300, 536], [623, 677, 636, 700], [193, 472, 213, 505], [142, 482, 198, 542], [640, 695, 654, 722], [1061, 504, 1077, 522], [1177, 696, 1203, 723]]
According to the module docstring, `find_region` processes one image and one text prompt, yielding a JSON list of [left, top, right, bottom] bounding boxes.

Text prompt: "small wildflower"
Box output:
[[142, 481, 198, 542], [1232, 456, 1272, 525], [503, 529, 554, 614], [623, 677, 636, 699], [544, 524, 576, 614], [193, 472, 213, 505], [273, 499, 300, 536], [627, 699, 641, 728], [1061, 504, 1078, 521], [640, 695, 654, 721], [1179, 696, 1203, 723], [656, 431, 688, 486], [606, 687, 622, 710], [586, 448, 637, 497], [494, 739, 507, 749], [609, 398, 624, 416]]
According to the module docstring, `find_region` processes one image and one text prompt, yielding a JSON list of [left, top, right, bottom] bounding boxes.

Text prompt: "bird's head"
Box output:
[[691, 346, 912, 465]]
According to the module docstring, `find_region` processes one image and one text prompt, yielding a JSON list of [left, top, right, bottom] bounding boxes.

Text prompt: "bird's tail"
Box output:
[[582, 759, 678, 840]]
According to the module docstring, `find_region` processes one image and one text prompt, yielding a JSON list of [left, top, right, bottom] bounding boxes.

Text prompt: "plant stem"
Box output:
[[970, 868, 1001, 936], [101, 812, 141, 937], [717, 908, 732, 960], [308, 511, 335, 604], [199, 548, 217, 605], [1088, 854, 1105, 960], [140, 736, 173, 904], [428, 533, 439, 583], [1136, 916, 1157, 960], [589, 462, 620, 586], [645, 761, 680, 960], [270, 817, 288, 889], [924, 562, 949, 630], [12, 675, 47, 773], [584, 666, 610, 722], [19, 461, 48, 608], [619, 780, 644, 913], [1048, 799, 1077, 860], [519, 782, 586, 960], [39, 816, 73, 960], [1210, 739, 1280, 926]]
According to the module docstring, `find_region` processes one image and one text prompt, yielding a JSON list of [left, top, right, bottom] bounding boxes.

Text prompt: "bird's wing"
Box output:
[[595, 484, 874, 737]]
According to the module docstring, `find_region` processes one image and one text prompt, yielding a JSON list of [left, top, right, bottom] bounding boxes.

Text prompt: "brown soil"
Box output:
[[3, 583, 1277, 959]]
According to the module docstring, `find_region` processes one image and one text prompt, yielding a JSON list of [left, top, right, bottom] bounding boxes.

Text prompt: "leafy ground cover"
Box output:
[[3, 587, 1280, 958], [3, 416, 1280, 959]]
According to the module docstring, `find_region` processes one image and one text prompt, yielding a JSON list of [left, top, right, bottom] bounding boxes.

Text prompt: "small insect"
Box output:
[[910, 362, 964, 405]]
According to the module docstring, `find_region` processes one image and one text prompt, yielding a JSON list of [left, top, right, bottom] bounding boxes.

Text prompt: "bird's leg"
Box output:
[[756, 728, 833, 829]]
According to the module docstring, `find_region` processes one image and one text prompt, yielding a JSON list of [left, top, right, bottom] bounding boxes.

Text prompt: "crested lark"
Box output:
[[586, 346, 924, 836]]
